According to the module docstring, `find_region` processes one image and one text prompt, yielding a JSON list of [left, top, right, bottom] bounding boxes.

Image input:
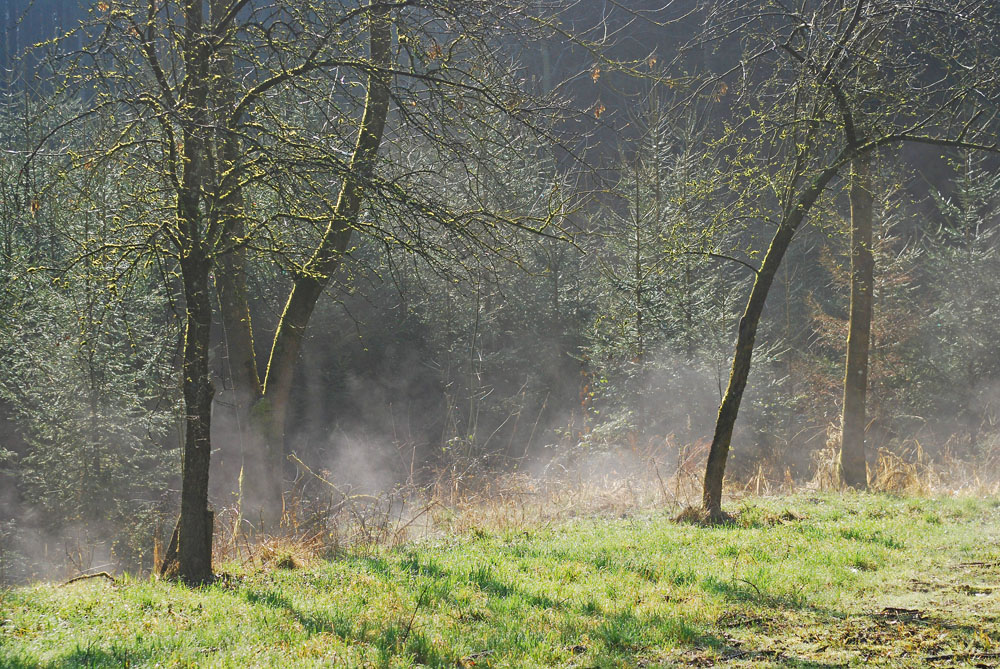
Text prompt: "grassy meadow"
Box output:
[[2, 493, 1000, 667]]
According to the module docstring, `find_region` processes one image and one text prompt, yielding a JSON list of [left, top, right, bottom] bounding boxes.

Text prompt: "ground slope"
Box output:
[[2, 493, 999, 667]]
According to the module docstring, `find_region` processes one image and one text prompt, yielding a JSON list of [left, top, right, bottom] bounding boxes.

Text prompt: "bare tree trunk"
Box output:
[[839, 155, 874, 489], [171, 0, 215, 584], [702, 164, 842, 517], [252, 5, 394, 523], [210, 0, 266, 522], [176, 250, 215, 584], [215, 238, 265, 516], [702, 225, 793, 517]]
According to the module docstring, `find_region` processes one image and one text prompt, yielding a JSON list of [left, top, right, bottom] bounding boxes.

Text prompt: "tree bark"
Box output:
[[171, 0, 215, 585], [702, 164, 843, 517], [175, 235, 215, 584], [839, 155, 874, 489], [210, 0, 266, 522], [702, 225, 794, 517], [242, 5, 393, 524]]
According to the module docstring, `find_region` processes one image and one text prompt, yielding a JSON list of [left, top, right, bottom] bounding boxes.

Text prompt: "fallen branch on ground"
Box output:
[[60, 572, 116, 587], [926, 652, 1000, 662]]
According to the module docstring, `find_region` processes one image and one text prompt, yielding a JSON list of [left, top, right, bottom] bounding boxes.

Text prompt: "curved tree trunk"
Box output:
[[702, 164, 843, 517], [702, 225, 794, 517], [210, 0, 266, 523], [250, 6, 393, 524], [208, 3, 393, 528], [839, 155, 874, 489]]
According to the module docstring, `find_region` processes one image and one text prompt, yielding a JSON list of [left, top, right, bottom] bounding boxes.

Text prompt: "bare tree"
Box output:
[[211, 1, 394, 527], [34, 0, 586, 574], [686, 0, 1000, 518], [203, 2, 583, 524]]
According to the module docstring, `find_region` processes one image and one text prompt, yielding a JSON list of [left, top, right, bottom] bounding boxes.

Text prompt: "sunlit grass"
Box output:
[[2, 493, 999, 667]]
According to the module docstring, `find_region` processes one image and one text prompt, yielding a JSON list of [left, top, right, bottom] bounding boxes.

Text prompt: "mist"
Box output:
[[3, 0, 1000, 587]]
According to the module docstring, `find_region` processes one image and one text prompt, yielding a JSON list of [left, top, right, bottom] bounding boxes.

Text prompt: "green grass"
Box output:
[[3, 493, 1000, 667]]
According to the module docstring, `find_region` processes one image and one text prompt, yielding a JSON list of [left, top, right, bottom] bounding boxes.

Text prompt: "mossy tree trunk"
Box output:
[[839, 155, 874, 489], [209, 0, 267, 522], [216, 4, 393, 526], [176, 249, 215, 584], [702, 163, 844, 517], [169, 0, 216, 585]]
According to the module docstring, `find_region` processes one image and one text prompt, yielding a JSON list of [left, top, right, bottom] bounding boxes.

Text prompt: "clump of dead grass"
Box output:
[[810, 429, 1000, 496], [810, 426, 843, 491], [252, 536, 318, 570], [213, 503, 327, 572], [674, 505, 713, 525], [868, 444, 935, 494]]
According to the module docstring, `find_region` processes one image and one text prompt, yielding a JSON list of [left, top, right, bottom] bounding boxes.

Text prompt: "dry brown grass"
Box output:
[[868, 443, 934, 494], [209, 445, 709, 566], [809, 428, 1000, 496], [810, 425, 843, 491], [208, 435, 1000, 570], [250, 536, 321, 570]]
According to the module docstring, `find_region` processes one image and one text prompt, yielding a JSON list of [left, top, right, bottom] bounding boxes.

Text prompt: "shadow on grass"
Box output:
[[243, 588, 353, 638], [701, 574, 808, 610], [345, 551, 561, 612], [703, 568, 983, 637], [838, 527, 905, 549], [587, 609, 848, 668], [702, 572, 986, 665], [240, 546, 860, 667], [590, 547, 702, 586], [0, 642, 152, 669], [340, 552, 846, 666], [595, 608, 702, 651], [241, 586, 455, 667]]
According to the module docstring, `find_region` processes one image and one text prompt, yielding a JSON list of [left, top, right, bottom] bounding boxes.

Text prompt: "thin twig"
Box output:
[[958, 561, 1000, 568], [401, 582, 431, 647], [653, 462, 673, 508], [926, 652, 1000, 662], [736, 577, 764, 600]]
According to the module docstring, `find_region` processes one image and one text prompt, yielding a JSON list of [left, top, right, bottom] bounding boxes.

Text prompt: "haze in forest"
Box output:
[[1, 0, 999, 584]]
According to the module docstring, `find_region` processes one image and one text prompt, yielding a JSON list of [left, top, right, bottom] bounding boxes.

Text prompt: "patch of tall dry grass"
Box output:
[[210, 433, 1000, 570]]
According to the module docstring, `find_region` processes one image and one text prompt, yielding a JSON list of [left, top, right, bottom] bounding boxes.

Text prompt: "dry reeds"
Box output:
[[208, 433, 1000, 575], [869, 443, 934, 494]]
